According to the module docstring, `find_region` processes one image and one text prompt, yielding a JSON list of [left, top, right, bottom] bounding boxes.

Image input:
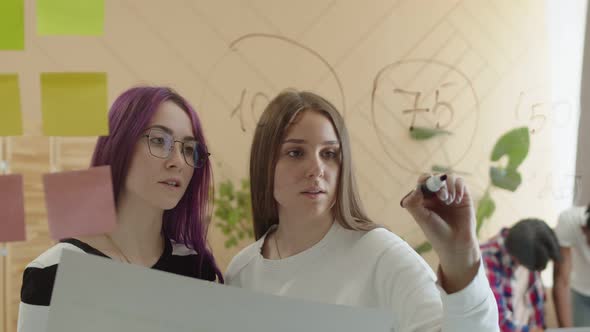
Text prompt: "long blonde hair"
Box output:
[[250, 89, 380, 239]]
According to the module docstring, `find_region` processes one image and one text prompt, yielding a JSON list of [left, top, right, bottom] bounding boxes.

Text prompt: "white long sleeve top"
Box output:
[[226, 221, 499, 332]]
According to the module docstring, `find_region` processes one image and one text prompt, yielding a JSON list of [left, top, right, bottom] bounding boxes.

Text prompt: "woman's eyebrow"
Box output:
[[283, 138, 339, 145], [146, 125, 195, 140]]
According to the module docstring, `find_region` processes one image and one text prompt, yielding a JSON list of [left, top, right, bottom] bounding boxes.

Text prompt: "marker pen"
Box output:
[[420, 174, 447, 198]]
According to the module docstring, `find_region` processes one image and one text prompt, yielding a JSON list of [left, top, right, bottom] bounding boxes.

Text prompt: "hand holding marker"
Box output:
[[400, 173, 479, 294], [400, 174, 450, 207], [420, 174, 447, 198]]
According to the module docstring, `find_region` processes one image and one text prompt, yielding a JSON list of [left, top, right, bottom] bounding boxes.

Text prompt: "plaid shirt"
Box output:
[[480, 228, 545, 332]]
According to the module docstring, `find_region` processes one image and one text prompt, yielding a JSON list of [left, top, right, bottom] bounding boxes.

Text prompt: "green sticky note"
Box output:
[[41, 73, 109, 136], [0, 0, 25, 50], [37, 0, 104, 36], [0, 75, 23, 136]]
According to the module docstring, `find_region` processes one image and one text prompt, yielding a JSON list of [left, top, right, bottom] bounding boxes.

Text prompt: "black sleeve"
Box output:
[[199, 256, 218, 282], [20, 265, 58, 306]]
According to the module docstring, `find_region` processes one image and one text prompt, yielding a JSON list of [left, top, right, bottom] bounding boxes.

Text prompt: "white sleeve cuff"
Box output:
[[436, 259, 492, 315]]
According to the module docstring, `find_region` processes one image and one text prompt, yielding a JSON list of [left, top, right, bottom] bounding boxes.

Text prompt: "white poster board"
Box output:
[[47, 250, 393, 332]]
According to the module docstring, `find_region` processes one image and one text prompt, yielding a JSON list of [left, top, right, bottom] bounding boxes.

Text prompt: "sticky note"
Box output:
[[0, 174, 26, 242], [0, 75, 23, 136], [37, 0, 104, 36], [0, 0, 24, 50], [41, 72, 109, 136], [43, 166, 117, 240]]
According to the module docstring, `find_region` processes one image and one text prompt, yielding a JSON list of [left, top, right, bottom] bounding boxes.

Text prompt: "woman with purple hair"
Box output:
[[17, 86, 223, 332]]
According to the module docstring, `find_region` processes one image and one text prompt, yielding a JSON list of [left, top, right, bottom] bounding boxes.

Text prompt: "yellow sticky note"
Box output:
[[41, 73, 109, 136], [0, 0, 24, 50], [0, 75, 23, 136], [37, 0, 104, 36]]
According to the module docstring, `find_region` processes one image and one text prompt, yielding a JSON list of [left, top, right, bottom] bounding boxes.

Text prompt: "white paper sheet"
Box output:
[[47, 249, 393, 332]]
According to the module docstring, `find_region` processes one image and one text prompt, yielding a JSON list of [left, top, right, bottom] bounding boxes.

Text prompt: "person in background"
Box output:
[[553, 204, 590, 327], [481, 218, 561, 332]]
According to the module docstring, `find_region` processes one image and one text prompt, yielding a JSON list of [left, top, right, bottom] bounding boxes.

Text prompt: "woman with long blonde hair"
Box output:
[[226, 89, 498, 331]]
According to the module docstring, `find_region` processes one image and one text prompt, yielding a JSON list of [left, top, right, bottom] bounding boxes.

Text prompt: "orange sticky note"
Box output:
[[43, 166, 117, 240], [0, 174, 26, 242]]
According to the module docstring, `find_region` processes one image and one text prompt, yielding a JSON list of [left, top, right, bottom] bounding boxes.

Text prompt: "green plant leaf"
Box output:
[[431, 165, 450, 173], [237, 192, 249, 207], [228, 209, 240, 225], [214, 178, 256, 246], [219, 181, 230, 197], [241, 178, 250, 190], [490, 127, 529, 169], [215, 204, 230, 219], [476, 192, 495, 234], [224, 237, 239, 248], [230, 237, 238, 247], [490, 167, 522, 191], [221, 180, 235, 200], [215, 222, 231, 235], [414, 241, 432, 254], [409, 126, 452, 140], [224, 238, 232, 248]]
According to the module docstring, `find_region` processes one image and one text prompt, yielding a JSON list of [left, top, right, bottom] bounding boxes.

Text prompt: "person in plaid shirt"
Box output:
[[481, 219, 561, 332]]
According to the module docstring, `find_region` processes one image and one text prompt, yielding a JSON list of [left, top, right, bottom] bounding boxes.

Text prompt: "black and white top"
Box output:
[[17, 237, 217, 332]]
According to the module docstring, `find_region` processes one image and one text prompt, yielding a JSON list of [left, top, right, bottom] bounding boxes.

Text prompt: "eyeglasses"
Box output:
[[142, 128, 210, 168]]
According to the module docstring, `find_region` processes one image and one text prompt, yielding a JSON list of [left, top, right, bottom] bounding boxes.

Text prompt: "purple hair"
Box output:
[[91, 86, 223, 282]]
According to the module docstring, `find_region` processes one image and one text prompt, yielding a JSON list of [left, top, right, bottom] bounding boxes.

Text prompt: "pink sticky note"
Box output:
[[0, 174, 26, 242], [43, 166, 117, 240]]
